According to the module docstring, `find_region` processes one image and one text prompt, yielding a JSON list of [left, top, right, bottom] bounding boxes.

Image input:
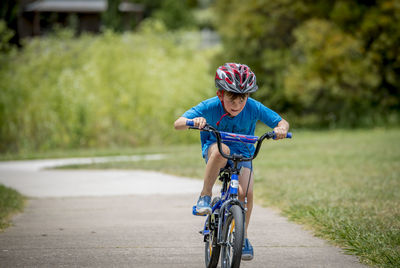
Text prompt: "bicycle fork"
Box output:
[[216, 173, 245, 245]]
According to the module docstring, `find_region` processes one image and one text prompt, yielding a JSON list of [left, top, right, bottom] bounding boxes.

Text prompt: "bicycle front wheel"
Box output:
[[205, 197, 221, 268], [220, 205, 244, 268]]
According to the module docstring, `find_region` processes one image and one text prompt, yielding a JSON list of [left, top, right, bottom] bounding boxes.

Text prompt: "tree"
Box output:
[[284, 19, 379, 127], [134, 0, 196, 30], [102, 0, 122, 31], [153, 0, 195, 30], [0, 0, 19, 45], [212, 0, 400, 127]]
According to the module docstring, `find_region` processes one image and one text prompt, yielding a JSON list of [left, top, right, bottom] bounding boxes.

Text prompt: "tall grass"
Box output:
[[0, 27, 217, 153]]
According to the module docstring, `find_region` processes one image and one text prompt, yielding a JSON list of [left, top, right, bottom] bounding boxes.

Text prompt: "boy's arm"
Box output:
[[273, 118, 290, 140], [174, 117, 207, 130]]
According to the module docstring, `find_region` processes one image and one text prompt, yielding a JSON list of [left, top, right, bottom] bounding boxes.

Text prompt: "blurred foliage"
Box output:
[[101, 0, 202, 31], [153, 0, 196, 30], [0, 0, 19, 45], [102, 0, 122, 31], [132, 0, 196, 30], [0, 25, 217, 153], [2, 0, 400, 153], [0, 20, 15, 54], [213, 0, 400, 128], [284, 19, 380, 127]]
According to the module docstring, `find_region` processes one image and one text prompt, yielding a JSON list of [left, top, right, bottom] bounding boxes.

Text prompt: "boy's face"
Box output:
[[217, 91, 248, 117]]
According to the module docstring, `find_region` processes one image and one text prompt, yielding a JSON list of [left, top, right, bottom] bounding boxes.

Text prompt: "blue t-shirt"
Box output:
[[182, 96, 282, 158]]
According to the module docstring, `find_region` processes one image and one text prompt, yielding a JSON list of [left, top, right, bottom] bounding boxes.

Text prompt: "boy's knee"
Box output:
[[220, 144, 230, 156], [209, 144, 230, 162]]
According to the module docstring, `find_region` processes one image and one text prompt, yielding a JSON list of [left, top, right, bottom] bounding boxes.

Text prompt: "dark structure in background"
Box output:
[[18, 0, 144, 38]]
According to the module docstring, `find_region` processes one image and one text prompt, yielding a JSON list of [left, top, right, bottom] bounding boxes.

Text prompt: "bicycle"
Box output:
[[186, 119, 292, 268]]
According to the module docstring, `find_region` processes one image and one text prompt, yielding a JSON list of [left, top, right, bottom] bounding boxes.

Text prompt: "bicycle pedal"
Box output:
[[199, 229, 210, 236]]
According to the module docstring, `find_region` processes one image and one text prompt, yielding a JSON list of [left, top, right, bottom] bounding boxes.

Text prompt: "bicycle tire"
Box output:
[[220, 205, 244, 268], [205, 198, 221, 268]]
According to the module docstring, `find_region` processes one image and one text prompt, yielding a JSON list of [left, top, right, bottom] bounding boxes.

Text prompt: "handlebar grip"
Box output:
[[186, 120, 194, 127], [272, 131, 293, 139]]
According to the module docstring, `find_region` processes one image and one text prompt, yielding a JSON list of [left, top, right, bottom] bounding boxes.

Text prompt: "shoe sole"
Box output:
[[241, 254, 254, 261], [196, 207, 211, 215]]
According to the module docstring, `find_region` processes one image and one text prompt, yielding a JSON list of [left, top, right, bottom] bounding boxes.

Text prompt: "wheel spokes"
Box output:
[[223, 219, 236, 267], [208, 234, 213, 257], [230, 219, 235, 234]]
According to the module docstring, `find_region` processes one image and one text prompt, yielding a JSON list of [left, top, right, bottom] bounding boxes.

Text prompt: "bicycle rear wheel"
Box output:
[[220, 205, 244, 268]]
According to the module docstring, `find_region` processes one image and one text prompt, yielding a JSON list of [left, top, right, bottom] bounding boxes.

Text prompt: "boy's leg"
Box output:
[[239, 167, 254, 260], [200, 143, 230, 197], [238, 167, 254, 237]]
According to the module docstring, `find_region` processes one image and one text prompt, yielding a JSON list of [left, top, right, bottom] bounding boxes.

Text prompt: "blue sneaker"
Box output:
[[242, 238, 254, 261], [196, 195, 212, 215]]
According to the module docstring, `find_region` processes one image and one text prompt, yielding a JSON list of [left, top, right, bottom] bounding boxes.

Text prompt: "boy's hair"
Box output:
[[219, 89, 249, 101]]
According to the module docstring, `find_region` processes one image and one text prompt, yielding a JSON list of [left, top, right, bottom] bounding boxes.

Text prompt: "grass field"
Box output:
[[54, 128, 400, 267], [0, 185, 25, 232]]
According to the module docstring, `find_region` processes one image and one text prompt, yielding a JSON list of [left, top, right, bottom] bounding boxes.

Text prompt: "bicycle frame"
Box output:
[[211, 169, 243, 245], [195, 167, 242, 242]]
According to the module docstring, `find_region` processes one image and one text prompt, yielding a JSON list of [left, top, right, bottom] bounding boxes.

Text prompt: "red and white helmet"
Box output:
[[215, 63, 258, 94]]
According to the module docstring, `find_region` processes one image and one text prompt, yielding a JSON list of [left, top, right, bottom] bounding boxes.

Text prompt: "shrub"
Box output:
[[0, 27, 217, 153]]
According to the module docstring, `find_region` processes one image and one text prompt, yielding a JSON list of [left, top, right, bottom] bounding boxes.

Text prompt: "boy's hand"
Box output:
[[273, 126, 288, 140], [273, 119, 290, 140], [193, 117, 207, 129]]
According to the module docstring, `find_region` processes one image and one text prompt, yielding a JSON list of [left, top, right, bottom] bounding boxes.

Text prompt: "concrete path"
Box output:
[[0, 157, 365, 267]]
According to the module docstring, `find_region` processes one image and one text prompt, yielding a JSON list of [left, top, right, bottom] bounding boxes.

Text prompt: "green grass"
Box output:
[[2, 128, 399, 266], [251, 128, 400, 267], [0, 184, 25, 231]]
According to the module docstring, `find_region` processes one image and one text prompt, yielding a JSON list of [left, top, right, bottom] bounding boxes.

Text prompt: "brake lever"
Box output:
[[189, 125, 212, 132], [190, 123, 215, 131]]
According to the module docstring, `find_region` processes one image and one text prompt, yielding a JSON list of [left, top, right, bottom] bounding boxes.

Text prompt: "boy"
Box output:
[[174, 63, 289, 261]]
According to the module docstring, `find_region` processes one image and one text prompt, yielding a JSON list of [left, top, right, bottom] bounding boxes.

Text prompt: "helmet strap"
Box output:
[[216, 90, 230, 126], [216, 112, 229, 126]]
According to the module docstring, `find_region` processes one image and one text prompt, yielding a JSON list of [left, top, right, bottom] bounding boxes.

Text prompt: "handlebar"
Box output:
[[186, 119, 292, 162]]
